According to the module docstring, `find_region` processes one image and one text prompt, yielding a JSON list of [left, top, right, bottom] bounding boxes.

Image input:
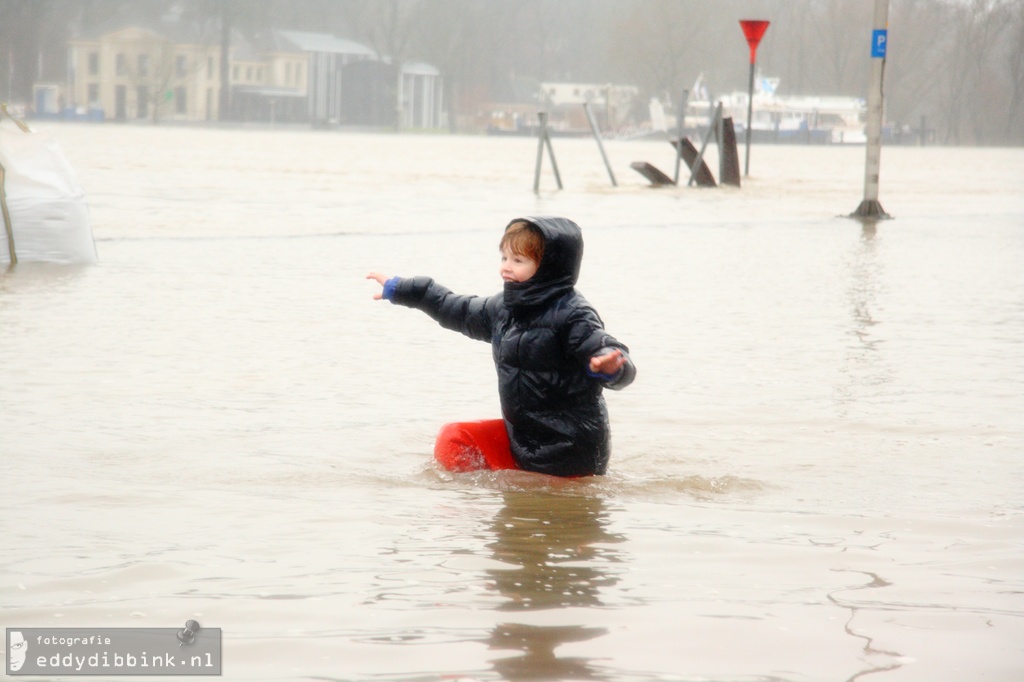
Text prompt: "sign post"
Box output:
[[739, 20, 769, 177], [851, 0, 891, 220]]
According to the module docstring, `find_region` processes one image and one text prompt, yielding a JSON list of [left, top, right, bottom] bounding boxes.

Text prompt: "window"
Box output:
[[137, 86, 149, 118], [295, 63, 302, 84], [285, 63, 291, 84], [246, 66, 252, 81], [115, 84, 127, 118], [87, 83, 99, 105], [175, 87, 187, 114], [88, 52, 99, 75], [232, 66, 239, 81], [138, 54, 149, 77], [176, 55, 187, 78], [116, 53, 126, 76]]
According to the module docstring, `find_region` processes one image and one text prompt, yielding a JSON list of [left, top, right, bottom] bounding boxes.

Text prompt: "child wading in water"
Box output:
[[367, 216, 635, 477]]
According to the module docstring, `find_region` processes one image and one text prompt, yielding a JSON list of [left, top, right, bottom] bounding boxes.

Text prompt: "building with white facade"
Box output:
[[64, 24, 444, 129]]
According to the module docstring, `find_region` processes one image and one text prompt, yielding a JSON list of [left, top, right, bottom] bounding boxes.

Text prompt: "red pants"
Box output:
[[433, 419, 519, 472]]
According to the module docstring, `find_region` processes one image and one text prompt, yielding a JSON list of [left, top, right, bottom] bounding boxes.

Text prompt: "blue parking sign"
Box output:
[[871, 29, 888, 58]]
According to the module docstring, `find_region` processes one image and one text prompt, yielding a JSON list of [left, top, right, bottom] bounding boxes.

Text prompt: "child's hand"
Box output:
[[589, 349, 626, 376], [366, 272, 390, 300]]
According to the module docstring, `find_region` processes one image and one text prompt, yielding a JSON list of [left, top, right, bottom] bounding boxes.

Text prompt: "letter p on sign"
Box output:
[[871, 29, 888, 58]]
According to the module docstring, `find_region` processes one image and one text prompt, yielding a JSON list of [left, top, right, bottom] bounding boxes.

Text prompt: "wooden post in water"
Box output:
[[532, 113, 546, 194], [851, 0, 892, 220], [583, 102, 616, 187], [688, 102, 722, 188], [673, 89, 689, 185], [1, 105, 29, 265], [719, 116, 742, 187], [0, 165, 17, 265], [533, 111, 563, 194]]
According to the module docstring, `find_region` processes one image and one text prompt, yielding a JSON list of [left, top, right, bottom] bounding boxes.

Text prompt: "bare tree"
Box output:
[[805, 0, 872, 93], [883, 0, 944, 135], [936, 0, 1009, 143], [1001, 1, 1024, 143], [407, 0, 485, 132], [609, 0, 713, 102]]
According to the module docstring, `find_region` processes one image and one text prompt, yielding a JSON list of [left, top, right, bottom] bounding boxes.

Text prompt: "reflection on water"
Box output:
[[849, 223, 881, 349], [483, 491, 625, 680], [835, 221, 891, 414], [488, 623, 609, 681], [486, 491, 625, 611]]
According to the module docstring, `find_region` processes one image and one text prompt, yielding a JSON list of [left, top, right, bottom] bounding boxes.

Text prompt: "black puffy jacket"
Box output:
[[390, 216, 636, 477]]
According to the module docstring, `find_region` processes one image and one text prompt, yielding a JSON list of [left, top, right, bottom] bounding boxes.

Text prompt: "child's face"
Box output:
[[500, 245, 539, 283]]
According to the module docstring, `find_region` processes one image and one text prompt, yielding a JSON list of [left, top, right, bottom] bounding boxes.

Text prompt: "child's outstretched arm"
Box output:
[[365, 272, 497, 342]]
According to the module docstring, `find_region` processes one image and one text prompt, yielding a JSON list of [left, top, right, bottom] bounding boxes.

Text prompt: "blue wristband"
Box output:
[[382, 276, 400, 301]]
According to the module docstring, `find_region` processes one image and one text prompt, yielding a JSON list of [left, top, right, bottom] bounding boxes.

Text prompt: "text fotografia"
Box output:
[[7, 626, 221, 676], [35, 635, 113, 647]]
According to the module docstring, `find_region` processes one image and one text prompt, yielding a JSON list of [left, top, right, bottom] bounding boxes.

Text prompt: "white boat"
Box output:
[[665, 77, 867, 144], [721, 89, 868, 144]]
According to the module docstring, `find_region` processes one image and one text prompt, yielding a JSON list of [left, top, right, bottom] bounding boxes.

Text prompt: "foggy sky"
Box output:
[[2, 0, 1021, 144]]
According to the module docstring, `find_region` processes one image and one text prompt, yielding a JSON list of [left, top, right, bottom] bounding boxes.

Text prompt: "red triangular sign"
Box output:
[[740, 20, 770, 64]]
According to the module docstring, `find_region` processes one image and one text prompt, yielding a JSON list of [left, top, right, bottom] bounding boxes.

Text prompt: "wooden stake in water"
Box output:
[[583, 102, 616, 187], [0, 165, 17, 265], [852, 0, 892, 220], [533, 112, 563, 194], [688, 102, 722, 187], [673, 89, 689, 185]]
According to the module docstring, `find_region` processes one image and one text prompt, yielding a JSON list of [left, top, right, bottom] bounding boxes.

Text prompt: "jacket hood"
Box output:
[[503, 216, 583, 309]]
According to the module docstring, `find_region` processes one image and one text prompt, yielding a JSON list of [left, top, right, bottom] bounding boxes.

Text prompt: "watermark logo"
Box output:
[[8, 631, 27, 671], [6, 623, 221, 676]]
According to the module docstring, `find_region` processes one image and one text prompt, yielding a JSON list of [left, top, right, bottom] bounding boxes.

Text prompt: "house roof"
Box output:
[[71, 17, 221, 46], [68, 24, 439, 77], [275, 30, 376, 57]]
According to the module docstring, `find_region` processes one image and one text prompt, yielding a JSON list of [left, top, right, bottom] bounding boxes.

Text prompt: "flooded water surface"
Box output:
[[1, 123, 1022, 680]]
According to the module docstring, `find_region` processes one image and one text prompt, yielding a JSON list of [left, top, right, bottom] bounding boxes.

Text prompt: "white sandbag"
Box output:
[[0, 117, 98, 265]]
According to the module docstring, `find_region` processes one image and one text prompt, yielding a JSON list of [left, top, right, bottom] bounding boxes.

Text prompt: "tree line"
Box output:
[[2, 0, 1021, 144]]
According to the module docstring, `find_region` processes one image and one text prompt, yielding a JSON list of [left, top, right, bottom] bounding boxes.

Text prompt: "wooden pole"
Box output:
[[533, 112, 546, 194], [545, 125, 563, 191], [0, 165, 17, 265], [673, 89, 689, 185], [583, 102, 616, 187], [533, 111, 562, 193], [689, 102, 722, 187]]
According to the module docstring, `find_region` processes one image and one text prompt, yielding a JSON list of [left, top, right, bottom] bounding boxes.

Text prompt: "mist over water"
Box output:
[[1, 123, 1022, 680]]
